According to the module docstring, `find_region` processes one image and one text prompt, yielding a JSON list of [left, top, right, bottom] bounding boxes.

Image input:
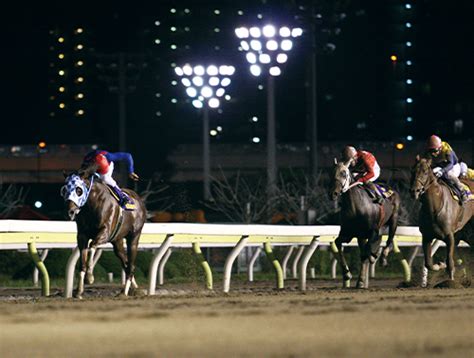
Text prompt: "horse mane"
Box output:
[[78, 163, 99, 179]]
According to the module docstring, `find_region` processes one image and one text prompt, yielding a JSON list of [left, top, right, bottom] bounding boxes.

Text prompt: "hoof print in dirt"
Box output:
[[131, 289, 147, 297], [397, 281, 417, 288], [460, 276, 471, 288], [434, 280, 458, 289]]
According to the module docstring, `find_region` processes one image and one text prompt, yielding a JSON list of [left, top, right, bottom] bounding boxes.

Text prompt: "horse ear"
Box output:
[[334, 157, 338, 165], [63, 170, 69, 178], [415, 154, 420, 162]]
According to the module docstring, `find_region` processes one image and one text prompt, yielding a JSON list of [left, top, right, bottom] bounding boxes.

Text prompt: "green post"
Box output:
[[392, 238, 411, 283], [192, 242, 213, 290], [28, 242, 50, 297], [264, 242, 284, 289]]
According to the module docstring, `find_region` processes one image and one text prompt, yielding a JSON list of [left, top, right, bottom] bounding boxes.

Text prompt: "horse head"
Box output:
[[60, 172, 95, 220], [410, 155, 433, 200], [331, 159, 353, 200]]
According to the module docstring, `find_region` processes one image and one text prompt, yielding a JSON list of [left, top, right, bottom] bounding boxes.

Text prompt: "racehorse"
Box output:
[[410, 156, 473, 284], [330, 159, 400, 288], [61, 165, 146, 298]]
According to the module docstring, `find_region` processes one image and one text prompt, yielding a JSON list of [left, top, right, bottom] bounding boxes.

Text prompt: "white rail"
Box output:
[[0, 220, 468, 298]]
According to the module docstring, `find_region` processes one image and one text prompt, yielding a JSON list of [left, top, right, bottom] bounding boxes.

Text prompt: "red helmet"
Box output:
[[427, 135, 442, 150], [342, 146, 358, 162], [95, 154, 109, 174]]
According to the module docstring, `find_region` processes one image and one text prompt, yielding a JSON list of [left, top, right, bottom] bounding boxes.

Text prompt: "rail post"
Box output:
[[158, 248, 172, 285], [223, 235, 249, 293], [192, 242, 213, 290], [65, 246, 80, 298], [28, 242, 50, 297], [148, 234, 174, 295], [248, 247, 262, 282], [392, 238, 411, 283], [33, 249, 49, 287], [298, 237, 320, 291], [282, 245, 295, 279], [291, 246, 305, 279], [264, 242, 284, 289]]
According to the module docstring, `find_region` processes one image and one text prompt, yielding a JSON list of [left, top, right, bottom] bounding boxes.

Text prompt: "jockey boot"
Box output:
[[111, 186, 131, 208], [451, 177, 468, 205], [365, 181, 384, 204]]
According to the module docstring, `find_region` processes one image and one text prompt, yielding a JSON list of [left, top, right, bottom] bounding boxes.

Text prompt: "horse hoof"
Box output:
[[73, 293, 83, 299], [86, 274, 94, 285], [355, 282, 367, 289]]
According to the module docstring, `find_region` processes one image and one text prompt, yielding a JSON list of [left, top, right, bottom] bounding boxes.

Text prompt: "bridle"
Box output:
[[412, 161, 436, 197], [335, 162, 354, 194]]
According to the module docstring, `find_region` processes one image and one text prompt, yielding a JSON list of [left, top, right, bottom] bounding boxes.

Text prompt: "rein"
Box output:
[[107, 208, 124, 243], [83, 175, 96, 205], [415, 170, 436, 197]]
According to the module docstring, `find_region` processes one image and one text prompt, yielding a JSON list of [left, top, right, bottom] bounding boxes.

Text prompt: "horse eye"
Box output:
[[76, 187, 83, 196]]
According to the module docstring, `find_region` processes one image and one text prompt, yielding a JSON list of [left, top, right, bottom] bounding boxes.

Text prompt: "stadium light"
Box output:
[[235, 24, 302, 194], [174, 63, 235, 200]]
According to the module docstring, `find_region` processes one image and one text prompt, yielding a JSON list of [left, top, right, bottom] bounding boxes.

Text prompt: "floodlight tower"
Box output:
[[174, 64, 235, 200], [235, 24, 302, 195]]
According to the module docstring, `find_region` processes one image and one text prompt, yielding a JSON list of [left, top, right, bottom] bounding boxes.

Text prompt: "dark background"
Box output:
[[1, 0, 473, 177]]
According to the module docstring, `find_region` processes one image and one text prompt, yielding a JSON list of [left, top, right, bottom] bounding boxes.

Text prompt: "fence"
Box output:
[[0, 220, 466, 298]]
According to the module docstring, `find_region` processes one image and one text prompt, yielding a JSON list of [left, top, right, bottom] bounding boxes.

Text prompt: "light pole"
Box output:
[[235, 25, 302, 195], [174, 63, 235, 200]]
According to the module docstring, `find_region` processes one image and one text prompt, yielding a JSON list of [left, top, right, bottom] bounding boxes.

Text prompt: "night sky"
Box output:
[[1, 0, 473, 153]]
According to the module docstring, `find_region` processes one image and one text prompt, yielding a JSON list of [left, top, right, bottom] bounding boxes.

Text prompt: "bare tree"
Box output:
[[206, 170, 276, 223], [0, 184, 28, 217], [206, 169, 335, 224], [138, 178, 173, 218], [275, 170, 334, 224]]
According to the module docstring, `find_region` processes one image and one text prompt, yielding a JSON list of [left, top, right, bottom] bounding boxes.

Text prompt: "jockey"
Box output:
[[342, 146, 384, 204], [81, 149, 140, 209], [425, 134, 467, 204], [460, 162, 474, 180]]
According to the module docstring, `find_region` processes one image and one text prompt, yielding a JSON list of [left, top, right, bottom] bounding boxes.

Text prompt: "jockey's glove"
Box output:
[[129, 172, 140, 181], [433, 167, 443, 178]]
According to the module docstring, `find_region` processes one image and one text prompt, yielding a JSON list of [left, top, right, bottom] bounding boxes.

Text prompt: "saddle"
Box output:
[[440, 178, 473, 203], [363, 182, 394, 200], [105, 185, 136, 210]]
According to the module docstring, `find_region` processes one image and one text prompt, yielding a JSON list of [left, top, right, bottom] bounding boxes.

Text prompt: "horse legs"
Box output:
[[356, 236, 372, 289], [422, 236, 435, 272], [445, 233, 456, 280], [86, 247, 96, 285], [75, 235, 89, 299], [335, 235, 352, 288], [124, 235, 140, 296], [381, 211, 399, 267], [111, 238, 128, 273]]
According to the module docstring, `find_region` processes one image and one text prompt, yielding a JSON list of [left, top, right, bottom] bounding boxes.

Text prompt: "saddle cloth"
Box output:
[[364, 182, 394, 199], [440, 179, 473, 202], [105, 185, 136, 210]]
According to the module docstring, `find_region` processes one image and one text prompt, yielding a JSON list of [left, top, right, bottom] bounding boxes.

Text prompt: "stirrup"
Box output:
[[121, 198, 136, 211], [374, 196, 383, 204]]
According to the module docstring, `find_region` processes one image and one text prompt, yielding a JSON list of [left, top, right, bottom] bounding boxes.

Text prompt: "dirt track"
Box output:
[[0, 279, 473, 357]]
